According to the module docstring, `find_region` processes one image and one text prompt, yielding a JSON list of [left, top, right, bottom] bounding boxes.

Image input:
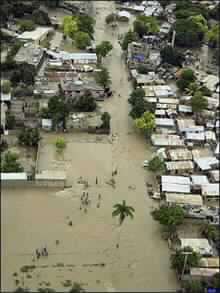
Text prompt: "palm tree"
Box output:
[[112, 200, 135, 247]]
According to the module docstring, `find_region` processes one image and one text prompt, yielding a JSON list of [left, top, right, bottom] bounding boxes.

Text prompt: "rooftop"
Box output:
[[17, 26, 53, 41]]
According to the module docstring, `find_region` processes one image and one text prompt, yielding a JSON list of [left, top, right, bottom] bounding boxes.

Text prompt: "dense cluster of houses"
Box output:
[[121, 0, 220, 283]]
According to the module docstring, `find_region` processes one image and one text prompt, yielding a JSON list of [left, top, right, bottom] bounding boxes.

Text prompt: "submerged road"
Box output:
[[93, 1, 178, 291]]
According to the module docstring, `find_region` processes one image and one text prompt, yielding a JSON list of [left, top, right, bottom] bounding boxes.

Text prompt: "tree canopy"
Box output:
[[173, 17, 206, 47], [55, 137, 66, 153], [74, 90, 97, 112], [19, 20, 36, 32], [101, 112, 111, 129], [121, 30, 137, 51], [18, 128, 41, 147], [95, 67, 111, 88], [112, 200, 135, 226], [191, 91, 208, 113], [32, 9, 51, 26], [75, 31, 91, 49], [1, 80, 11, 94], [160, 46, 184, 67], [177, 68, 196, 91], [63, 16, 78, 39], [133, 15, 159, 37], [96, 41, 113, 62], [148, 156, 165, 173], [10, 63, 36, 86], [1, 151, 24, 173], [170, 246, 201, 274], [207, 24, 219, 48], [135, 111, 156, 137]]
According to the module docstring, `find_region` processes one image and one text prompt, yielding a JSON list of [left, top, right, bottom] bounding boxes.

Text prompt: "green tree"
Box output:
[[173, 18, 205, 47], [75, 31, 91, 49], [1, 151, 24, 173], [1, 80, 11, 93], [112, 200, 135, 248], [11, 63, 36, 86], [191, 91, 208, 113], [18, 127, 41, 147], [160, 46, 184, 67], [19, 20, 36, 32], [128, 88, 145, 105], [121, 30, 137, 51], [69, 282, 85, 293], [55, 137, 66, 153], [200, 223, 218, 241], [170, 246, 201, 275], [135, 111, 156, 137], [32, 9, 51, 25], [207, 24, 219, 48], [77, 15, 95, 37], [96, 41, 113, 63], [177, 68, 195, 91], [151, 205, 184, 239], [137, 64, 149, 74], [105, 13, 117, 24], [74, 90, 96, 112], [95, 67, 111, 88], [6, 113, 15, 130], [101, 112, 111, 129], [134, 15, 159, 37], [148, 156, 165, 173], [63, 16, 78, 39], [47, 95, 70, 129], [190, 14, 208, 34], [182, 280, 205, 293]]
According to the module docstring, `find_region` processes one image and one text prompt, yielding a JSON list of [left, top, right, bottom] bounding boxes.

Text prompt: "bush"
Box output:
[[55, 137, 66, 153], [1, 80, 11, 93], [18, 127, 41, 147], [191, 91, 208, 113], [148, 156, 165, 173], [177, 68, 195, 91], [1, 151, 24, 173], [19, 20, 36, 32], [137, 65, 149, 74], [32, 9, 51, 25]]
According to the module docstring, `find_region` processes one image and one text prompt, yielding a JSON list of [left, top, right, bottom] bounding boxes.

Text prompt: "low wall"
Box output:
[[2, 179, 66, 188]]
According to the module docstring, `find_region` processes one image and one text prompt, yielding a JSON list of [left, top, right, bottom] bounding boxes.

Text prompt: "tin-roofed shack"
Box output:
[[14, 43, 44, 69], [151, 134, 184, 147], [180, 238, 213, 256], [166, 148, 192, 161], [165, 161, 194, 174], [165, 193, 203, 207]]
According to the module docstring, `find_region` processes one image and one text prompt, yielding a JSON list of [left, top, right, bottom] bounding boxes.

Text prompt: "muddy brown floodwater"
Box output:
[[1, 1, 179, 291]]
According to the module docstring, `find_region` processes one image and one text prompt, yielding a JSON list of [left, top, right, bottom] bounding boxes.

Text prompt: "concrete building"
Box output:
[[17, 27, 53, 45], [14, 43, 44, 68]]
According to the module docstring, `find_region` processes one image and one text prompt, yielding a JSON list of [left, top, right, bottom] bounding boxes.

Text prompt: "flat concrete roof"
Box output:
[[17, 27, 53, 41]]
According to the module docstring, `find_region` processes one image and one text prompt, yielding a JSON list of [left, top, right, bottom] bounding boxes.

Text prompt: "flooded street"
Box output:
[[1, 1, 178, 291]]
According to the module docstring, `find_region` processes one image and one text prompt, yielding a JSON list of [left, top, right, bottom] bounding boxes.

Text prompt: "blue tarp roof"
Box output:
[[133, 54, 145, 62]]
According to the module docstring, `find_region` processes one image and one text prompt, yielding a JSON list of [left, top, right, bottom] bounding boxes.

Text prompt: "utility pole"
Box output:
[[171, 30, 176, 48], [181, 251, 192, 280]]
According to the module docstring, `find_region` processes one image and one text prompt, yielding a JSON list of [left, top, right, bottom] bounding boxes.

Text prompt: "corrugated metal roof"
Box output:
[[162, 183, 190, 193], [155, 118, 175, 127], [195, 157, 219, 171], [191, 175, 209, 186], [166, 161, 194, 171], [202, 184, 219, 197], [162, 176, 190, 185], [166, 193, 203, 206], [186, 132, 205, 141], [180, 238, 213, 255], [167, 148, 192, 161]]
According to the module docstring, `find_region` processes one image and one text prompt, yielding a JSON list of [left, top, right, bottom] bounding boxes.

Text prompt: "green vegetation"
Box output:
[[200, 223, 219, 242], [6, 113, 16, 130], [170, 246, 201, 275], [112, 200, 135, 226], [69, 282, 85, 292], [96, 41, 113, 63], [177, 68, 196, 91], [11, 63, 36, 86], [133, 15, 159, 38], [32, 9, 51, 25], [148, 156, 165, 173], [1, 151, 24, 173], [55, 137, 66, 153], [181, 280, 205, 293], [191, 91, 208, 113], [121, 30, 137, 51], [75, 31, 91, 49], [18, 128, 41, 147], [105, 13, 117, 24], [101, 112, 111, 130], [1, 80, 11, 94], [74, 90, 97, 112], [151, 205, 184, 230], [63, 16, 78, 39], [19, 20, 36, 32], [207, 24, 219, 48], [160, 46, 184, 67], [95, 67, 111, 88], [134, 112, 156, 138], [173, 17, 206, 47]]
